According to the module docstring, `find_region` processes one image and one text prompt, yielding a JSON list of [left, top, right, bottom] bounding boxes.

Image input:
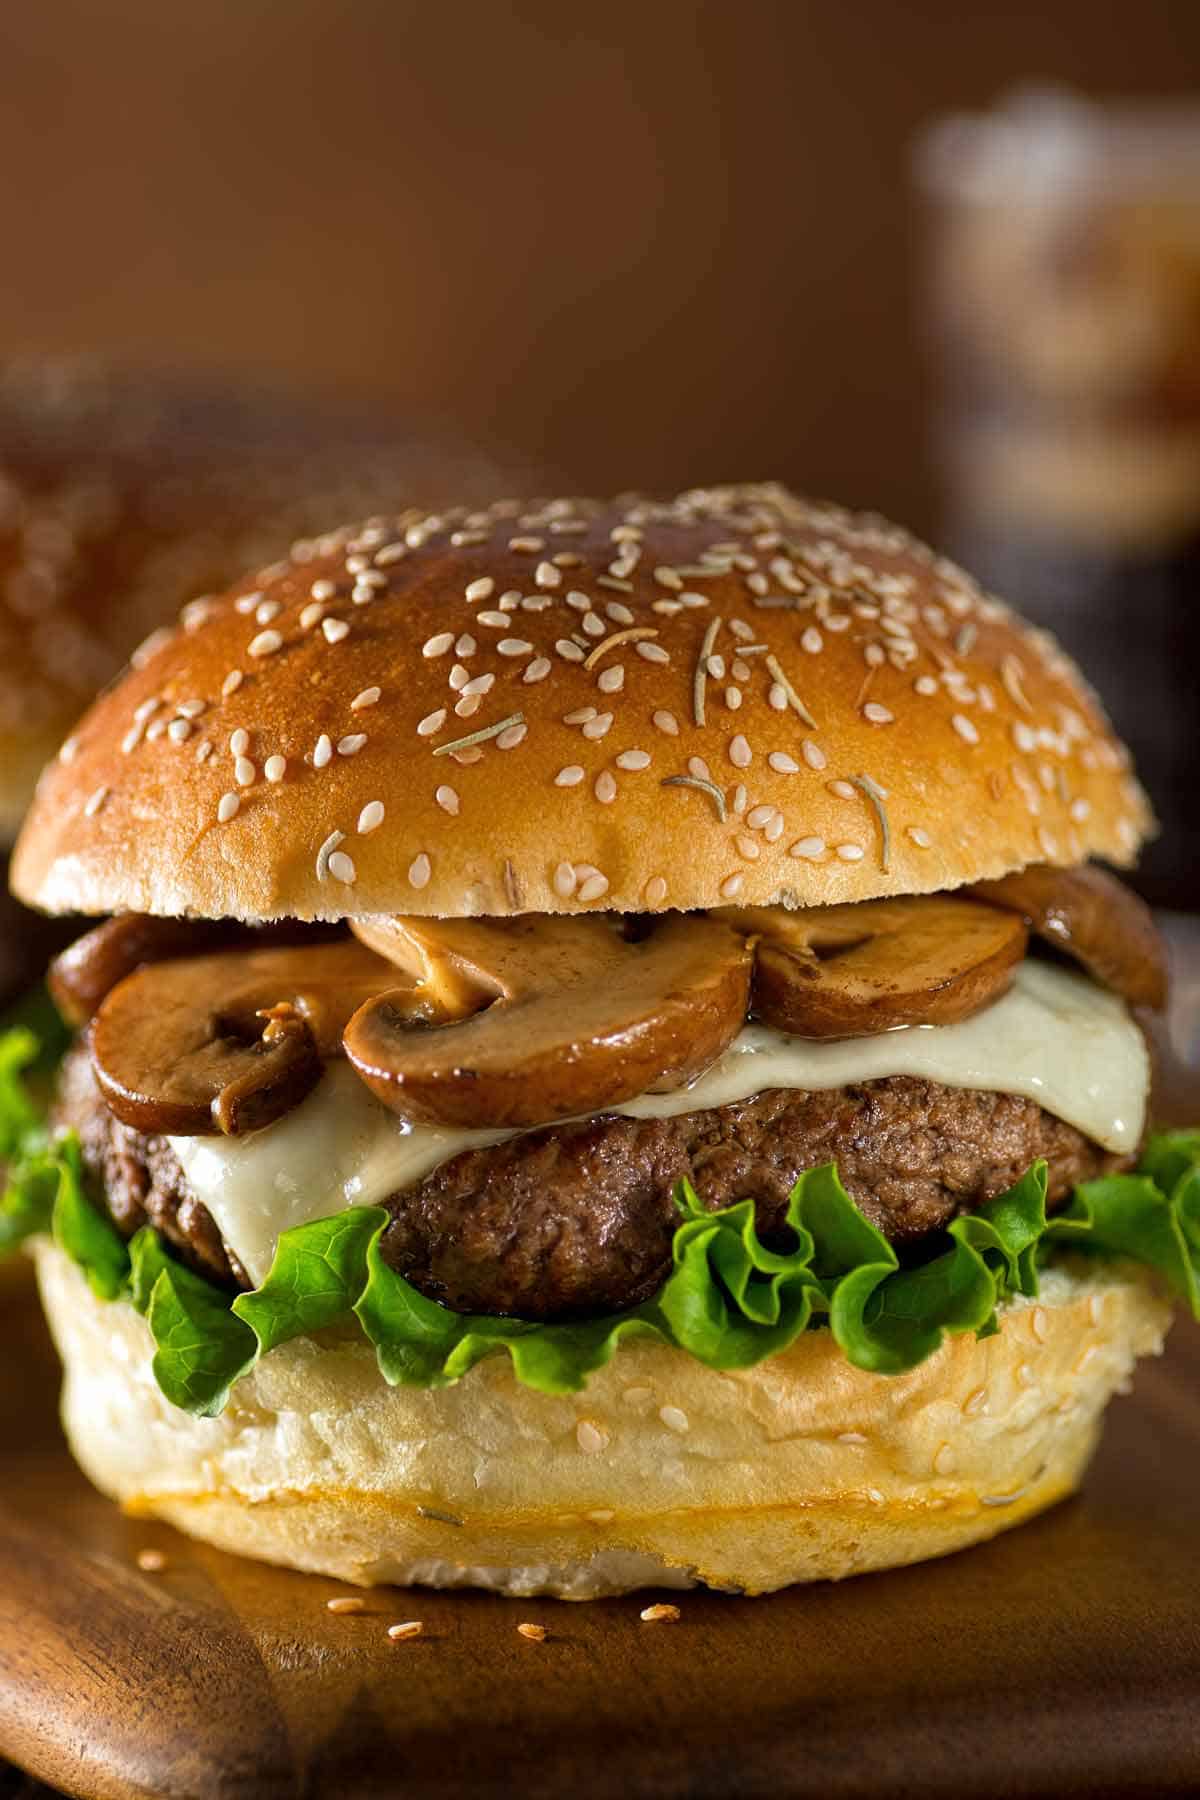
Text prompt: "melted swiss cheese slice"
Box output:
[[170, 958, 1148, 1286]]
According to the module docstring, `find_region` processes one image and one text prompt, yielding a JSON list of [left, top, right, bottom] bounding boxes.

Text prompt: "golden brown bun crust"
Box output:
[[35, 1242, 1170, 1597], [0, 356, 543, 839], [12, 485, 1152, 922]]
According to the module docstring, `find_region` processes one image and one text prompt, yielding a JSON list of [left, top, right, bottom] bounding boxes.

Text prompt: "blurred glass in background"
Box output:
[[916, 88, 1200, 907]]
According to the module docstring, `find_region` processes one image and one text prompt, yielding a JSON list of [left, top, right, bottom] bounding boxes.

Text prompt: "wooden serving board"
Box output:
[[2, 969, 1199, 1799], [2, 1270, 1199, 1798]]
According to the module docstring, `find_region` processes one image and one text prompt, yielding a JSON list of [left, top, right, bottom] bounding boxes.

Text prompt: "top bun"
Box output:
[[12, 484, 1153, 922], [0, 357, 542, 841]]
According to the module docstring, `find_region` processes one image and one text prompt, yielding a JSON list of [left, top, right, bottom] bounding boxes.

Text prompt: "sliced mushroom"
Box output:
[[720, 897, 1028, 1039], [49, 915, 237, 1028], [344, 914, 752, 1128], [48, 914, 344, 1028], [969, 864, 1167, 1010], [90, 938, 405, 1136]]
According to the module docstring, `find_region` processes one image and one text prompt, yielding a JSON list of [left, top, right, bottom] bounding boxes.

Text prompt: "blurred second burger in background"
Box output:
[[0, 356, 545, 1003]]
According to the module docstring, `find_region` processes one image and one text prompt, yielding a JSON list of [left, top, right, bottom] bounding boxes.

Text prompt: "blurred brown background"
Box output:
[[1, 0, 1196, 528]]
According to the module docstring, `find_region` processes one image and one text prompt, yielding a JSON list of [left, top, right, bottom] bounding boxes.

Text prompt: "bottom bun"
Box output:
[[35, 1243, 1171, 1598]]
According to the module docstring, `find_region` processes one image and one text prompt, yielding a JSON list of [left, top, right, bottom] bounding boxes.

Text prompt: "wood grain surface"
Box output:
[[0, 1004, 1197, 1800]]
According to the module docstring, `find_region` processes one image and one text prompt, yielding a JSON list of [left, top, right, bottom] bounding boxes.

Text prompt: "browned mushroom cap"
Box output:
[[343, 914, 752, 1129], [89, 938, 404, 1136], [969, 864, 1167, 1010], [720, 897, 1028, 1039], [49, 915, 239, 1028]]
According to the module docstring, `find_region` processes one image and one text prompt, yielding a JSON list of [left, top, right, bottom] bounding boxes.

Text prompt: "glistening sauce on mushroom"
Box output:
[[167, 959, 1149, 1286]]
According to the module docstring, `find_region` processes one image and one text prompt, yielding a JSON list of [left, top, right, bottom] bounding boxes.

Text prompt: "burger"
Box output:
[[2, 483, 1195, 1600]]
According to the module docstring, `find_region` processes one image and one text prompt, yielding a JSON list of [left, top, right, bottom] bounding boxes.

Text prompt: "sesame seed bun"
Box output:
[[11, 485, 1153, 922], [34, 1240, 1171, 1597], [0, 356, 543, 843]]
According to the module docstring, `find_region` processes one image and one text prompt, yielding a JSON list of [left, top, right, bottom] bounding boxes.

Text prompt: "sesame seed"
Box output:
[[326, 1596, 365, 1614], [566, 590, 592, 613], [653, 710, 679, 736], [659, 1404, 689, 1433], [644, 875, 668, 905], [497, 638, 533, 657], [327, 850, 357, 884], [217, 793, 240, 824], [509, 536, 542, 553], [535, 561, 561, 588], [462, 672, 496, 697], [517, 1623, 547, 1642], [577, 872, 609, 902], [829, 779, 856, 799], [769, 751, 799, 774], [167, 719, 191, 744], [768, 683, 787, 711], [477, 610, 509, 629], [582, 713, 613, 740], [230, 728, 250, 756], [606, 601, 635, 626], [248, 629, 283, 658], [299, 603, 325, 630], [358, 800, 385, 834], [836, 842, 865, 861], [553, 861, 577, 896], [908, 826, 932, 848], [176, 699, 206, 719], [264, 756, 286, 783], [136, 1549, 167, 1573], [640, 1604, 681, 1624], [221, 670, 244, 698], [310, 579, 336, 601], [914, 674, 938, 696], [801, 627, 823, 653], [422, 632, 455, 659], [789, 836, 826, 859], [456, 634, 476, 657], [235, 756, 255, 786], [523, 657, 552, 683], [616, 749, 651, 771], [555, 765, 585, 787], [496, 723, 528, 750], [582, 614, 606, 639], [863, 702, 894, 725], [736, 833, 760, 860], [802, 739, 827, 770], [556, 639, 585, 662], [725, 686, 743, 710], [565, 707, 597, 725], [636, 641, 670, 664], [351, 687, 381, 712], [598, 665, 625, 694], [417, 708, 447, 737], [255, 598, 281, 625], [654, 565, 683, 590], [465, 577, 494, 602], [952, 713, 980, 745], [729, 735, 752, 768], [747, 805, 775, 829], [408, 853, 432, 890], [595, 771, 618, 804], [338, 734, 367, 757], [313, 735, 333, 768], [387, 1621, 425, 1642], [576, 1420, 608, 1454], [322, 618, 350, 645], [719, 873, 744, 899]]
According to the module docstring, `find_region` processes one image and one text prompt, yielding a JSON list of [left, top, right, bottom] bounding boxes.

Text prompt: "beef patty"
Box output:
[[55, 1043, 1130, 1321]]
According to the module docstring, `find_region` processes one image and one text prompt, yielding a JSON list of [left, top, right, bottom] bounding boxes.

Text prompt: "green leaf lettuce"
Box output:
[[2, 1024, 1198, 1419]]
